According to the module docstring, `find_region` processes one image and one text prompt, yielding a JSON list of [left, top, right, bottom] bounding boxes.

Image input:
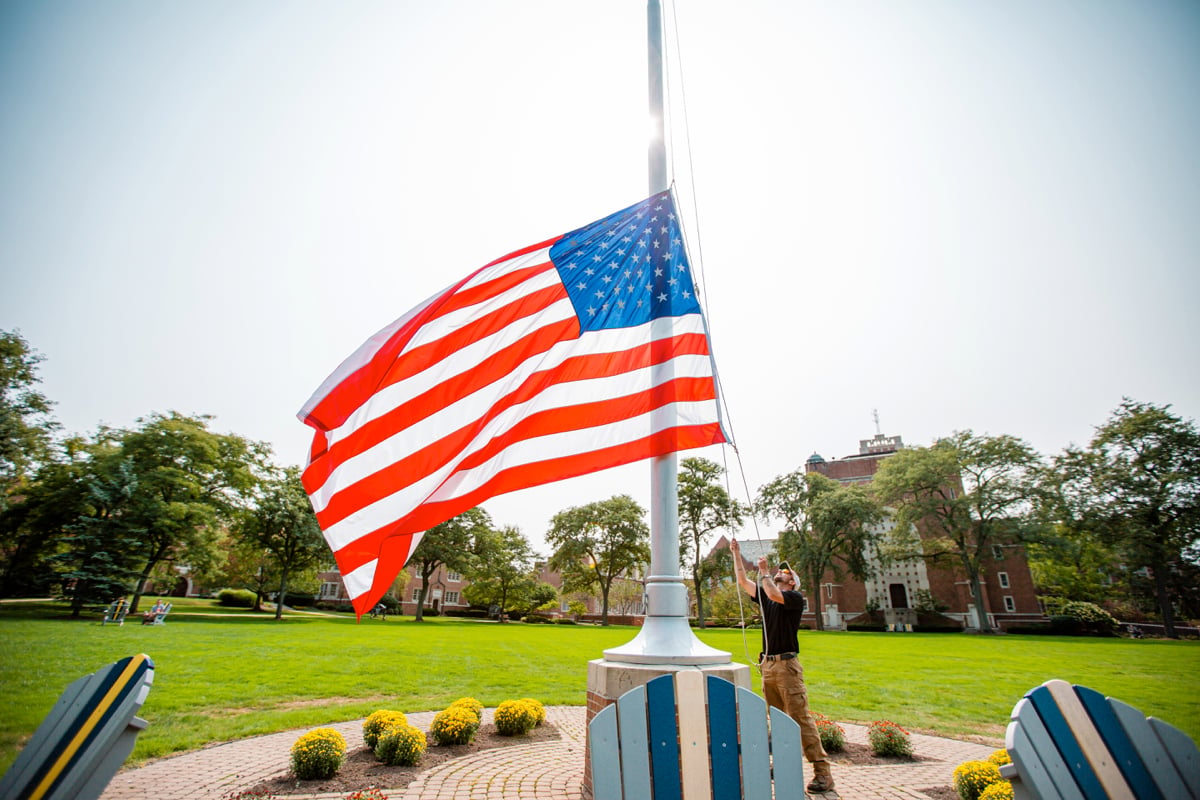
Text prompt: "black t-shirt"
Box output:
[[753, 584, 806, 655]]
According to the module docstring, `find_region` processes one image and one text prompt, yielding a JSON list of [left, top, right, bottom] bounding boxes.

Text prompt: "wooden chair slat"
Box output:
[[1010, 697, 1087, 800], [735, 686, 771, 800], [1029, 684, 1109, 800], [646, 675, 682, 800], [1044, 680, 1133, 800], [1108, 699, 1189, 800], [1149, 717, 1200, 799], [676, 671, 711, 800], [1074, 686, 1159, 800], [768, 706, 805, 800], [617, 686, 651, 800], [590, 706, 623, 800], [704, 676, 740, 800]]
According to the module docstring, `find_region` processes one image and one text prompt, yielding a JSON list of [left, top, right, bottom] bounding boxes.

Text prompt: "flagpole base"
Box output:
[[602, 614, 732, 664]]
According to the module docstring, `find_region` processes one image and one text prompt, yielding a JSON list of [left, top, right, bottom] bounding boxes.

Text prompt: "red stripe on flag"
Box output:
[[330, 419, 727, 579], [305, 333, 714, 530]]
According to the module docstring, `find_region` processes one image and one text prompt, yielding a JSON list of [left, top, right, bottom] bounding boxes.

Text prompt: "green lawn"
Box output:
[[2, 600, 1197, 774]]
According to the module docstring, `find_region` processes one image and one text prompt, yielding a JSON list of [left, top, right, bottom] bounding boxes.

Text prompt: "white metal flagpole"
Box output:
[[602, 0, 729, 665]]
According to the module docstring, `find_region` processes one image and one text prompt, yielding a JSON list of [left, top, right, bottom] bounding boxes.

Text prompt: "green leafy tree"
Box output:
[[695, 546, 734, 622], [757, 470, 882, 630], [119, 412, 269, 613], [409, 507, 492, 621], [47, 443, 145, 615], [1053, 400, 1200, 638], [238, 466, 325, 620], [547, 495, 649, 625], [462, 525, 536, 620], [678, 457, 746, 628], [872, 431, 1040, 634], [0, 330, 59, 509]]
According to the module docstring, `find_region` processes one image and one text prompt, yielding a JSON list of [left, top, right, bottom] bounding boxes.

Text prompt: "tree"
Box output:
[[695, 546, 734, 621], [0, 330, 59, 509], [119, 412, 268, 613], [757, 470, 882, 630], [678, 457, 746, 627], [872, 431, 1040, 634], [547, 495, 649, 625], [238, 466, 325, 620], [1053, 400, 1200, 638], [409, 507, 492, 621], [462, 525, 536, 620], [49, 446, 146, 615]]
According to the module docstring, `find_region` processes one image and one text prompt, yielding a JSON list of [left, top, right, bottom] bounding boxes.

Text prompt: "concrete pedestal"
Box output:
[[581, 657, 751, 799]]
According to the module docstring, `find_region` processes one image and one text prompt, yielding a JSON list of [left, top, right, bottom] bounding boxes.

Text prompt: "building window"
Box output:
[[446, 572, 462, 582], [992, 545, 1004, 560], [1004, 596, 1016, 612], [445, 591, 460, 604], [824, 584, 833, 599], [411, 588, 421, 601], [998, 572, 1010, 589], [320, 582, 339, 598]]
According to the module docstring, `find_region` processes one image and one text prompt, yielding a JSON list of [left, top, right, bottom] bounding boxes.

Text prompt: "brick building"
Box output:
[[717, 431, 1043, 632], [317, 563, 471, 616]]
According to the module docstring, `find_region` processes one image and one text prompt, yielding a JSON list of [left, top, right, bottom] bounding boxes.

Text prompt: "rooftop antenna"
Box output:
[[873, 408, 882, 436]]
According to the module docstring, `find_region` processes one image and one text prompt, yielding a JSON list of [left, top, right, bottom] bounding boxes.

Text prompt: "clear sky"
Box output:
[[2, 1, 1197, 556]]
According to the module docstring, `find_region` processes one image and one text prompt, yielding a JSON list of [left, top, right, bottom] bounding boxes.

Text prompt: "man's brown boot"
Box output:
[[807, 766, 835, 794]]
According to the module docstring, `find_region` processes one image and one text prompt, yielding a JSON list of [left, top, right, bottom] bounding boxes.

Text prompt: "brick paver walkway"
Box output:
[[101, 708, 1000, 800]]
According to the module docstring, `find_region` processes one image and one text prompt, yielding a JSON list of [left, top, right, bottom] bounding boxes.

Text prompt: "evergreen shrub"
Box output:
[[217, 589, 256, 608]]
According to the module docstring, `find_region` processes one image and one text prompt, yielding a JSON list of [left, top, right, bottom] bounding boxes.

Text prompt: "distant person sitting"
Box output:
[[142, 600, 167, 625]]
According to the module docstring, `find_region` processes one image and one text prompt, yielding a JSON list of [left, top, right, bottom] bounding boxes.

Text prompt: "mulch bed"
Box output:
[[251, 722, 561, 797]]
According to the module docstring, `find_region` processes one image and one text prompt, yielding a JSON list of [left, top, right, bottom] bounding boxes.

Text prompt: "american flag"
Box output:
[[298, 190, 728, 616]]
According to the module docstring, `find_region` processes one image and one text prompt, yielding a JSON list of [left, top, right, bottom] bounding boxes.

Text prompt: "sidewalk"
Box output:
[[101, 707, 1000, 800]]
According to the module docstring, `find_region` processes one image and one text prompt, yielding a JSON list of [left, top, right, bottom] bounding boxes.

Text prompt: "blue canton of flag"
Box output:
[[549, 190, 701, 333]]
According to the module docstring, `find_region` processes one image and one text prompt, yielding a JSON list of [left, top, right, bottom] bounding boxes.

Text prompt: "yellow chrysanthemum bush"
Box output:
[[289, 727, 347, 780], [811, 712, 846, 752], [362, 710, 409, 750], [431, 705, 479, 745], [375, 723, 427, 766], [520, 698, 547, 726], [979, 780, 1014, 800], [953, 759, 1003, 800], [447, 697, 484, 731], [867, 720, 913, 757], [494, 699, 539, 736], [987, 748, 1012, 767]]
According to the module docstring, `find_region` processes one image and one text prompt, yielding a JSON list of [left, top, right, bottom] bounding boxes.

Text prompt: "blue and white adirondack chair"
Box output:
[[0, 653, 155, 800], [1001, 679, 1200, 800], [589, 670, 806, 800]]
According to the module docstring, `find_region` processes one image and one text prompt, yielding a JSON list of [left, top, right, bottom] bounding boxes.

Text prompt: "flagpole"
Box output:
[[602, 0, 729, 665]]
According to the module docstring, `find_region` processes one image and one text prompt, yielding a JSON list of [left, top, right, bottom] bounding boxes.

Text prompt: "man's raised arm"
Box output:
[[729, 539, 759, 597]]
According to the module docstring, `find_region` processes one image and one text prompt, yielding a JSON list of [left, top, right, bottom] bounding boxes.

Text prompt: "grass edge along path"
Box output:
[[1, 600, 1197, 773]]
